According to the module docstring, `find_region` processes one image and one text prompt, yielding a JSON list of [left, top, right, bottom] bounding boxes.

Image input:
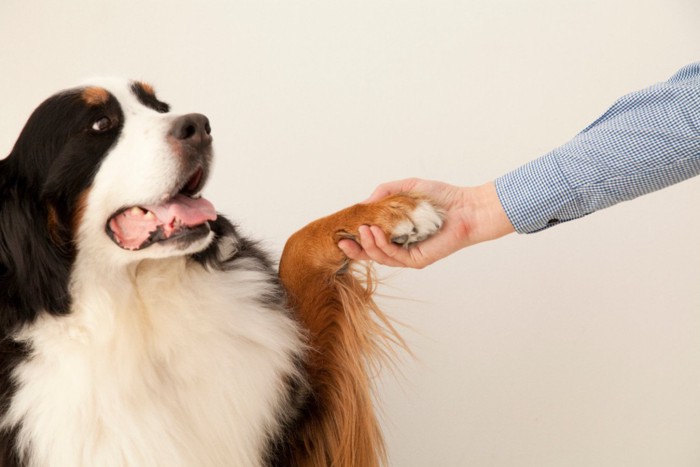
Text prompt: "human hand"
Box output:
[[338, 178, 515, 268]]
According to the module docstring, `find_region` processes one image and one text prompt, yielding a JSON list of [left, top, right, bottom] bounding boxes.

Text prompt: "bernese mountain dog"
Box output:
[[0, 79, 443, 466]]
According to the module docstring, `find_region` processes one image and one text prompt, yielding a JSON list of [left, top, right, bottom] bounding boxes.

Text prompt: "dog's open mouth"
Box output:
[[106, 168, 217, 251]]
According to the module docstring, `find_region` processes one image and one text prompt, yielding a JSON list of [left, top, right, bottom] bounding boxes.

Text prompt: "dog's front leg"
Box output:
[[279, 193, 443, 467]]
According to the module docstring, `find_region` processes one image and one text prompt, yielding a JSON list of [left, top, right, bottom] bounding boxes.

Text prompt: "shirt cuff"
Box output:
[[494, 153, 586, 234]]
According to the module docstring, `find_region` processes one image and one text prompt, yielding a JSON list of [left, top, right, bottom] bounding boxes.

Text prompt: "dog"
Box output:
[[0, 79, 443, 466]]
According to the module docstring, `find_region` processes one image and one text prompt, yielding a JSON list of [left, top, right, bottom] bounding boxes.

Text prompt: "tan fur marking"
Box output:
[[47, 205, 62, 245], [137, 81, 155, 95], [71, 190, 90, 234], [81, 87, 109, 106], [279, 193, 430, 467], [46, 190, 91, 247]]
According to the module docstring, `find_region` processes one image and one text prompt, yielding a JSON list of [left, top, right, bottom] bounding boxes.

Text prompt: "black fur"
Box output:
[[263, 360, 314, 467], [0, 88, 124, 331], [0, 338, 28, 467]]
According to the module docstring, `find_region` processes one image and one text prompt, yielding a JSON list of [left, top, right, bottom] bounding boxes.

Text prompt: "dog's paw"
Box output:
[[350, 193, 443, 248], [331, 193, 444, 255], [389, 199, 444, 247]]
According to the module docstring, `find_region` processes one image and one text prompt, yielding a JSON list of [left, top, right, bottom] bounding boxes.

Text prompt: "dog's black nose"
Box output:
[[169, 113, 212, 147]]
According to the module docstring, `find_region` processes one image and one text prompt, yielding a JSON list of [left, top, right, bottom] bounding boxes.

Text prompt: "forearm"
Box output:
[[496, 63, 700, 234]]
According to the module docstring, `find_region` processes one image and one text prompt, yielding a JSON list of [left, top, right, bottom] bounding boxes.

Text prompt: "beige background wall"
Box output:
[[1, 1, 699, 465]]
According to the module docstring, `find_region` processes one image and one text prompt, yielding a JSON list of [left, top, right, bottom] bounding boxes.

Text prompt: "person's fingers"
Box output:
[[368, 225, 430, 268], [338, 224, 440, 268], [337, 228, 404, 266], [356, 225, 407, 267], [337, 238, 369, 261]]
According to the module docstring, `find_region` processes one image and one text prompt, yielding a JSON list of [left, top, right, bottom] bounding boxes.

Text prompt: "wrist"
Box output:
[[467, 182, 515, 244]]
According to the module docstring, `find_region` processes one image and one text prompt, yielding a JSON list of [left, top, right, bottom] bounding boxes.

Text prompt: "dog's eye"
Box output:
[[91, 116, 112, 132]]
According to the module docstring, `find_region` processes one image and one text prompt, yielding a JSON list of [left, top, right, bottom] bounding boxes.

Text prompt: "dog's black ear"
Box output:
[[0, 158, 72, 332]]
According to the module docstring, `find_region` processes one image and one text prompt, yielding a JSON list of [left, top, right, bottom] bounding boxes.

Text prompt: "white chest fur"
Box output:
[[4, 258, 303, 467]]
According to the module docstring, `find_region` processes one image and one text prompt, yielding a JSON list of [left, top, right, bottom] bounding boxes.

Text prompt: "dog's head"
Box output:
[[0, 79, 218, 325]]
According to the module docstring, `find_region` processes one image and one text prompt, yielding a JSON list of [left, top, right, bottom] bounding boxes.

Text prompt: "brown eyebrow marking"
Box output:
[[130, 81, 170, 113], [81, 87, 110, 106], [136, 81, 155, 96]]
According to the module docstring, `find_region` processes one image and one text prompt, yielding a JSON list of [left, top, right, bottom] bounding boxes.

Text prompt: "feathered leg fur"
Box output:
[[279, 193, 443, 467]]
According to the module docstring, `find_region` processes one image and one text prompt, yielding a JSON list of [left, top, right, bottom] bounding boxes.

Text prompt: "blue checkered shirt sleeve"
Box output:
[[495, 63, 700, 234]]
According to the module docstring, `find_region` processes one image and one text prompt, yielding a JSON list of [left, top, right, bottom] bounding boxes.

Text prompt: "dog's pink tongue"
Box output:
[[143, 194, 218, 227], [110, 195, 217, 250]]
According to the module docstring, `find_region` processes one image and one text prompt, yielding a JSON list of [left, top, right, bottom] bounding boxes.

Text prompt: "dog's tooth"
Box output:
[[129, 207, 144, 216], [144, 211, 155, 220]]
